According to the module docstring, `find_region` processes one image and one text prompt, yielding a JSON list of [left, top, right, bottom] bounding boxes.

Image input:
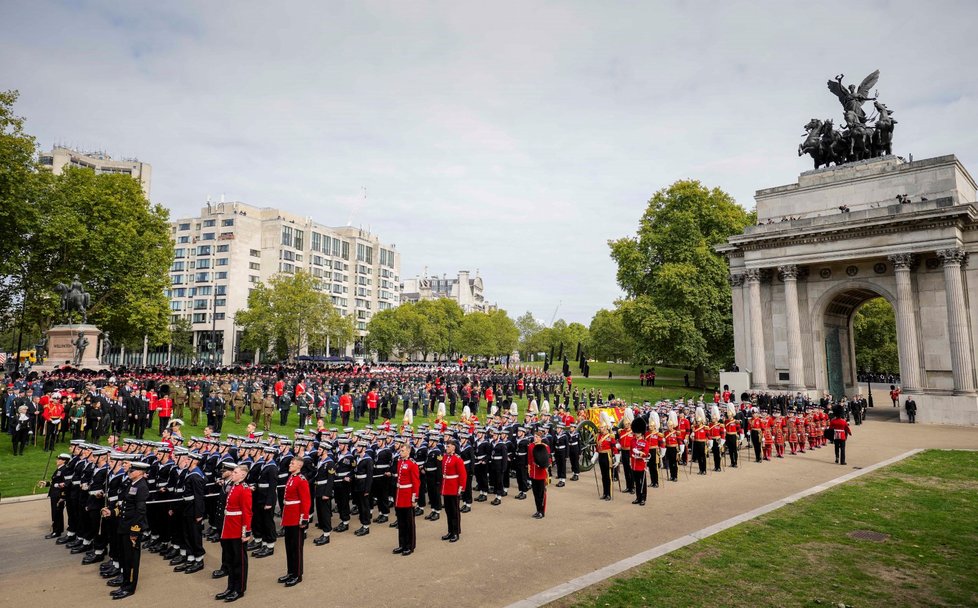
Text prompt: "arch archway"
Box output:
[[812, 281, 898, 399]]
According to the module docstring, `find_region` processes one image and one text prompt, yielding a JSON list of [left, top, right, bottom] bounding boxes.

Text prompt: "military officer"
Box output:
[[392, 439, 419, 556], [216, 463, 252, 602], [107, 460, 149, 600], [440, 437, 466, 542], [278, 457, 310, 587]]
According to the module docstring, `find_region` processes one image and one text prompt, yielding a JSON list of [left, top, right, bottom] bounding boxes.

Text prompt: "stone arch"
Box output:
[[811, 279, 898, 399]]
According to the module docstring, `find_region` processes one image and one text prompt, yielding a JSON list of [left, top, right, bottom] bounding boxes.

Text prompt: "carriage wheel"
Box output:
[[577, 419, 598, 471]]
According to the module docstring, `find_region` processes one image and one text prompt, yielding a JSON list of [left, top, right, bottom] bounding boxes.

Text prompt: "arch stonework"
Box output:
[[720, 155, 978, 425]]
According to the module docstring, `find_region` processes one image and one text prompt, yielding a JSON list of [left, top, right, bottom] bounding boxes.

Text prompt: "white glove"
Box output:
[[590, 453, 599, 465], [708, 440, 714, 451], [659, 448, 666, 459], [613, 454, 620, 468], [679, 444, 686, 456]]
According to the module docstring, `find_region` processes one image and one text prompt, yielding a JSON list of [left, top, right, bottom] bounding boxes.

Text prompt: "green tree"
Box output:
[[610, 180, 754, 387], [364, 308, 405, 360], [588, 308, 636, 363], [0, 91, 173, 347], [489, 309, 519, 359], [853, 298, 899, 374], [170, 316, 194, 357], [235, 271, 345, 361], [515, 311, 545, 360]]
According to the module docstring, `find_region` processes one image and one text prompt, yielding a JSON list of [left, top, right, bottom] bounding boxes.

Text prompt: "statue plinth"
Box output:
[[36, 324, 107, 371]]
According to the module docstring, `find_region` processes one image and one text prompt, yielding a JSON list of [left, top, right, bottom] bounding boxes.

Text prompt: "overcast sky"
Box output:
[[3, 1, 976, 325]]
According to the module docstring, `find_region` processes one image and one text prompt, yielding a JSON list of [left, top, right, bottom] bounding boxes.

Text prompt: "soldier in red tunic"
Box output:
[[629, 417, 650, 505], [217, 463, 252, 602], [724, 404, 742, 468], [829, 405, 853, 465], [440, 437, 467, 542], [528, 430, 551, 518], [761, 413, 774, 461], [691, 407, 709, 475], [772, 411, 786, 458], [393, 440, 420, 556], [749, 409, 764, 463], [709, 405, 724, 472], [278, 458, 310, 587]]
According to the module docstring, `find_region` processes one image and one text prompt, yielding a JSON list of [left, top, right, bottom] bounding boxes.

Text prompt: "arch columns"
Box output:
[[887, 253, 922, 393], [937, 248, 976, 395], [779, 265, 806, 391], [745, 268, 767, 390]]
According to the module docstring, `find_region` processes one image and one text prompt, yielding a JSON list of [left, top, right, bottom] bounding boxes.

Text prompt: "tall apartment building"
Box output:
[[400, 269, 492, 313], [39, 146, 152, 196], [168, 201, 400, 364]]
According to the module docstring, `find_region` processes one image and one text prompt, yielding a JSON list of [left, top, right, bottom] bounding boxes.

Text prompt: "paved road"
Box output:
[[1, 407, 975, 608]]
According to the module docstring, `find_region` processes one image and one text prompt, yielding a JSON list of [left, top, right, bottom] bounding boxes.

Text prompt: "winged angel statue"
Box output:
[[798, 69, 897, 169]]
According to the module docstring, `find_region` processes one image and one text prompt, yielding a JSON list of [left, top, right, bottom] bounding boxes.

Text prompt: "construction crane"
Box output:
[[549, 300, 561, 327]]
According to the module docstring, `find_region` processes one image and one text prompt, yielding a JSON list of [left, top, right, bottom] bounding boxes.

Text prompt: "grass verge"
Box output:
[[558, 449, 978, 608]]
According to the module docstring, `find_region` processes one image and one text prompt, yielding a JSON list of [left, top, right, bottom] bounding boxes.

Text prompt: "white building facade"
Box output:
[[400, 270, 492, 313], [39, 146, 152, 196], [167, 201, 400, 364]]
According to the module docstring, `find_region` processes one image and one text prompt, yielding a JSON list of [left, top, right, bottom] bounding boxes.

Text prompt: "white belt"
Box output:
[[257, 484, 270, 488], [64, 475, 74, 480], [225, 510, 242, 516], [315, 480, 330, 485], [158, 483, 169, 488], [516, 452, 527, 456], [355, 474, 368, 479], [336, 473, 350, 478], [183, 496, 193, 501], [88, 490, 103, 495], [284, 500, 301, 505], [444, 474, 459, 479], [108, 497, 119, 503], [425, 467, 438, 472], [569, 442, 579, 446], [397, 483, 413, 489], [374, 465, 389, 469], [492, 456, 503, 460], [462, 460, 471, 465]]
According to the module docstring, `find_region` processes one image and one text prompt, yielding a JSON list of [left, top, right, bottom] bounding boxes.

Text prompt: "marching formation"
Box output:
[[32, 364, 855, 602]]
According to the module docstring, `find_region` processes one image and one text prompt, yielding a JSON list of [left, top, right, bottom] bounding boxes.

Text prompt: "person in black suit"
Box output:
[[39, 453, 71, 538], [107, 460, 149, 600]]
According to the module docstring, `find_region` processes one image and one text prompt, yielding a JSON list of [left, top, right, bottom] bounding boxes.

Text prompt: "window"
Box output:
[[171, 274, 184, 285], [250, 249, 261, 257], [356, 244, 373, 264], [221, 218, 234, 227], [202, 232, 215, 241], [249, 275, 259, 283], [173, 288, 187, 298], [214, 312, 226, 321], [324, 235, 333, 255], [203, 219, 216, 227], [195, 272, 210, 282], [174, 248, 186, 258], [357, 322, 367, 331], [178, 236, 190, 244], [171, 261, 185, 271], [215, 285, 227, 296], [294, 230, 304, 250], [341, 241, 349, 260], [281, 250, 295, 262], [215, 271, 228, 280], [215, 298, 226, 307], [197, 245, 212, 256], [280, 262, 295, 274], [295, 254, 303, 262], [333, 238, 341, 257], [196, 286, 212, 296], [249, 262, 260, 271], [312, 255, 323, 267], [193, 299, 209, 310], [282, 226, 293, 247], [197, 258, 211, 269], [311, 232, 321, 253], [216, 258, 228, 266], [217, 244, 229, 252], [178, 223, 191, 231], [192, 313, 207, 324], [169, 301, 182, 311]]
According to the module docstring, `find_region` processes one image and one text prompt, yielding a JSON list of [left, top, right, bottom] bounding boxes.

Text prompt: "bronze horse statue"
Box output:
[[55, 276, 90, 324]]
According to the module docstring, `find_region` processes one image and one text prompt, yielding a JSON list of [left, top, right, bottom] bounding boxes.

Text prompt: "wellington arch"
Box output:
[[718, 155, 978, 425]]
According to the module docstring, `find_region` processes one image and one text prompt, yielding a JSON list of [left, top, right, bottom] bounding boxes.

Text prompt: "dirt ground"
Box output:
[[2, 406, 976, 608]]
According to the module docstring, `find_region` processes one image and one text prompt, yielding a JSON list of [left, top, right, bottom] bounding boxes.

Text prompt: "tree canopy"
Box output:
[[609, 180, 754, 386], [364, 300, 517, 361], [587, 308, 636, 362], [853, 297, 899, 374], [0, 90, 173, 349], [235, 270, 354, 361]]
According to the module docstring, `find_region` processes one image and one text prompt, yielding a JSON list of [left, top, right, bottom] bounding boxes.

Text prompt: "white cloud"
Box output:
[[2, 0, 976, 325]]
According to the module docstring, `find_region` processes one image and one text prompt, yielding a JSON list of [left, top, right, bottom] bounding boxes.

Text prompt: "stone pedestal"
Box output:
[[38, 324, 107, 370], [719, 371, 752, 401]]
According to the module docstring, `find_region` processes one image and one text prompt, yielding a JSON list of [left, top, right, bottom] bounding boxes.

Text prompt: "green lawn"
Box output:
[[519, 360, 719, 383], [561, 449, 978, 608]]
